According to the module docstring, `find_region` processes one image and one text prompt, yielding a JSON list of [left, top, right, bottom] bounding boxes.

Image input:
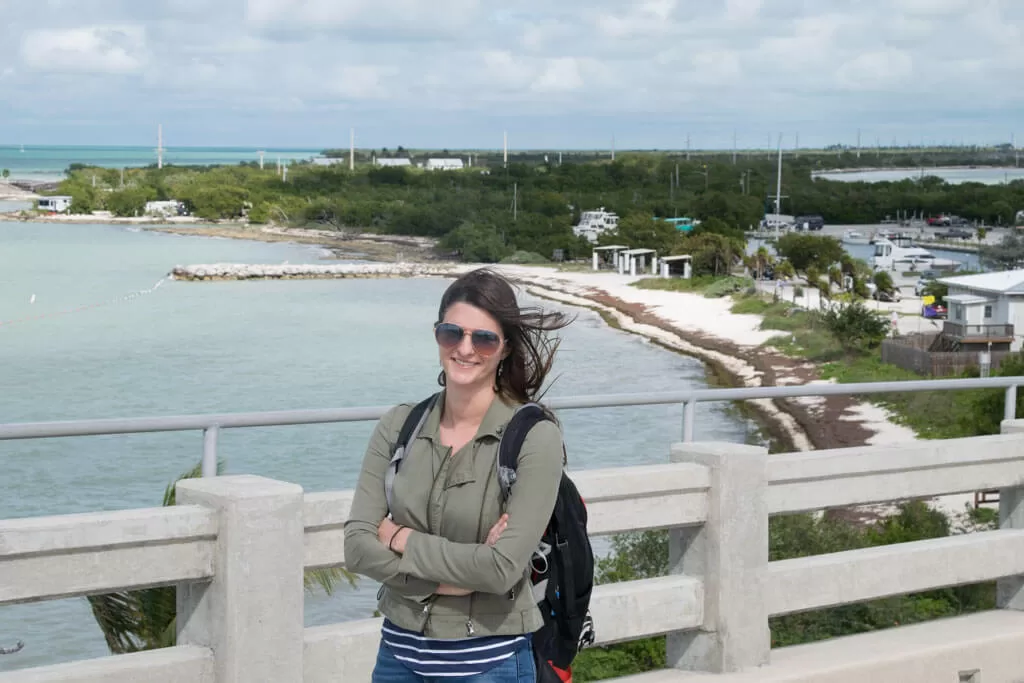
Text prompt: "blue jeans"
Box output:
[[371, 639, 536, 683]]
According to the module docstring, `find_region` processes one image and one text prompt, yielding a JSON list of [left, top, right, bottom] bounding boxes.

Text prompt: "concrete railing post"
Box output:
[[667, 442, 770, 674], [176, 475, 305, 683], [998, 420, 1024, 610]]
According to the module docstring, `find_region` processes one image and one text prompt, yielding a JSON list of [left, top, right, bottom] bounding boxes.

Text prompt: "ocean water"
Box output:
[[0, 145, 323, 182], [0, 222, 759, 671], [815, 167, 1024, 185]]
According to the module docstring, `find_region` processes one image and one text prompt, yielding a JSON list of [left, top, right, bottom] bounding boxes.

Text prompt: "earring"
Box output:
[[437, 370, 446, 387]]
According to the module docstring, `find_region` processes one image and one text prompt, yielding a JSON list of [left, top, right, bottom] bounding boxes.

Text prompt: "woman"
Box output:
[[345, 268, 572, 682]]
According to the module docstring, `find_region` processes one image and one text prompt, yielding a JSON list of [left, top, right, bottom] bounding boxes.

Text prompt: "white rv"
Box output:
[[573, 208, 619, 244]]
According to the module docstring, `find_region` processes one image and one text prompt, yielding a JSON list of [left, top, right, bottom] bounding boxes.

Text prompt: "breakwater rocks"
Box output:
[[170, 263, 459, 281]]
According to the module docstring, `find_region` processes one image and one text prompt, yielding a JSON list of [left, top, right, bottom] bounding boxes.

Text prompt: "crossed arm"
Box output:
[[343, 407, 562, 598]]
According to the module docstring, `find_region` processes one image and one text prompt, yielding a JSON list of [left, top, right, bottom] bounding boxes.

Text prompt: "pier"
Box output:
[[170, 263, 459, 281], [3, 378, 1024, 682]]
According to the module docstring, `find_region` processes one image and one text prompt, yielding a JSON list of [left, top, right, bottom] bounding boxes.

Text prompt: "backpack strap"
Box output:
[[497, 402, 555, 502], [384, 393, 438, 513]]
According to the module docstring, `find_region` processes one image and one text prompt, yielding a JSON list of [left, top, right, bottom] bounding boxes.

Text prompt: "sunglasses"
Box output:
[[434, 322, 504, 356]]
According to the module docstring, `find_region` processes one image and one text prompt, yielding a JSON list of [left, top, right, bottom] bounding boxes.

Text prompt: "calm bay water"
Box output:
[[0, 222, 758, 671], [816, 166, 1024, 185], [0, 145, 322, 182]]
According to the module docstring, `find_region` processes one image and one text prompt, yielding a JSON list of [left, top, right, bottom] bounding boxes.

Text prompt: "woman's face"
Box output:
[[435, 302, 507, 392]]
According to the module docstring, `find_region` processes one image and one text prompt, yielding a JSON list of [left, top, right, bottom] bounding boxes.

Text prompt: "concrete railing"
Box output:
[[2, 376, 1021, 477], [4, 422, 1024, 681]]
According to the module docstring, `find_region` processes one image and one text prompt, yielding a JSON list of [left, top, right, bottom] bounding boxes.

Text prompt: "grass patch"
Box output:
[[632, 275, 753, 298], [821, 355, 986, 439], [730, 293, 845, 362]]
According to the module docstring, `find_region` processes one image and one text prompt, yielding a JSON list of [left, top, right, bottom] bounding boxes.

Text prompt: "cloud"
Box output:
[[244, 0, 480, 40], [0, 0, 1021, 148], [20, 26, 146, 74]]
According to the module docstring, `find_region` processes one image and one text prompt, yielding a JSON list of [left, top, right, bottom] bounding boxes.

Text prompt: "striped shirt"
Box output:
[[382, 619, 528, 678]]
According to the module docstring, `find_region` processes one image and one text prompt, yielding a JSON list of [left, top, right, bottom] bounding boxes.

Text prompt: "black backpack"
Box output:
[[386, 396, 596, 682]]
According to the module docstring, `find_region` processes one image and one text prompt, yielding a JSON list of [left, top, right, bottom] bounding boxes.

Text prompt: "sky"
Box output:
[[1, 0, 1023, 150]]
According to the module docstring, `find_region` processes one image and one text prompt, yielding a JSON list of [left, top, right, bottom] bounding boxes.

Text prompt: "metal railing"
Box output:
[[1, 376, 1021, 478], [943, 321, 1015, 339]]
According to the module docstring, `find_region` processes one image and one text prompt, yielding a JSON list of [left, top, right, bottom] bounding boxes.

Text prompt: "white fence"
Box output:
[[3, 424, 1024, 682]]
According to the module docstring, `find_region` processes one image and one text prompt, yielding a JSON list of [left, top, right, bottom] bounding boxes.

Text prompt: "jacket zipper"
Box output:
[[466, 440, 498, 637]]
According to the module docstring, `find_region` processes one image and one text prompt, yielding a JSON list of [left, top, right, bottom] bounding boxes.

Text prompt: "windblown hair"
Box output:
[[437, 268, 573, 405]]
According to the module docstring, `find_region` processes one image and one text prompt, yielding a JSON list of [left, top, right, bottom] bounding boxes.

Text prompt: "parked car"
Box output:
[[872, 288, 902, 303], [935, 228, 972, 240], [794, 214, 825, 231], [922, 303, 948, 319]]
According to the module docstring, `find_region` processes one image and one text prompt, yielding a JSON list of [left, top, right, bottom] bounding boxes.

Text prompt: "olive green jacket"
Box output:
[[343, 392, 564, 639]]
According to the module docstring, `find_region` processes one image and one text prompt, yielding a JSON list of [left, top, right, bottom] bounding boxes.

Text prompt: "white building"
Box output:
[[573, 208, 619, 244], [376, 158, 412, 167], [311, 157, 345, 166], [37, 196, 72, 213], [424, 158, 465, 171], [938, 270, 1024, 351]]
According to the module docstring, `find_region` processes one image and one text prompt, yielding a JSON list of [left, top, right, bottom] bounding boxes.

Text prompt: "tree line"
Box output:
[[53, 152, 1024, 263]]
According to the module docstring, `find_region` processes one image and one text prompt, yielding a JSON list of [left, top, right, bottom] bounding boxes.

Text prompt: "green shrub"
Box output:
[[500, 250, 549, 264], [703, 276, 754, 298], [574, 504, 995, 679], [817, 301, 889, 354]]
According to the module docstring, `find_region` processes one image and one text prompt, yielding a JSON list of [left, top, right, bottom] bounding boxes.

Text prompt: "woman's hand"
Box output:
[[377, 517, 412, 554], [486, 513, 509, 546]]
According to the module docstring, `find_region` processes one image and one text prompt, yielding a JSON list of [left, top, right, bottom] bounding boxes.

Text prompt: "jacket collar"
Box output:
[[420, 390, 518, 444]]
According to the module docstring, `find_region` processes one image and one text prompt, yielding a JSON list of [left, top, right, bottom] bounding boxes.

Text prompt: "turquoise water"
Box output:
[[0, 222, 759, 671], [0, 145, 323, 182], [816, 167, 1024, 185]]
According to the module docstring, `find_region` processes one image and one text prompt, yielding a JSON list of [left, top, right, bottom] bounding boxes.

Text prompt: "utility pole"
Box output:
[[156, 124, 164, 170], [258, 151, 265, 170], [611, 135, 615, 161], [349, 128, 355, 171], [512, 182, 517, 222], [686, 134, 691, 161], [503, 131, 508, 167], [857, 128, 862, 159], [732, 130, 737, 164]]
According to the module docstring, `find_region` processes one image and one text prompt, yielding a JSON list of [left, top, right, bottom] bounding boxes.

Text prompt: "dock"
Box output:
[[170, 263, 458, 281]]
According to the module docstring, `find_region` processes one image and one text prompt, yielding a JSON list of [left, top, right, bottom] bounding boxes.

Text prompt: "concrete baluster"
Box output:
[[176, 475, 305, 683], [999, 420, 1024, 610], [667, 442, 770, 673]]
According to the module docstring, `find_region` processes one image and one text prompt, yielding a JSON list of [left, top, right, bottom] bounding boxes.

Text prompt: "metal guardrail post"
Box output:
[[202, 426, 219, 478], [1007, 385, 1019, 422], [683, 400, 696, 442]]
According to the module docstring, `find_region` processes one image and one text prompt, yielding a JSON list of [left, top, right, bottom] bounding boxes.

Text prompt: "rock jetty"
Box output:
[[170, 263, 458, 281]]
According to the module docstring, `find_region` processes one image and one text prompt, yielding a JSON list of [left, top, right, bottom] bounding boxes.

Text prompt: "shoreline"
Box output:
[[166, 250, 915, 458], [51, 223, 931, 467]]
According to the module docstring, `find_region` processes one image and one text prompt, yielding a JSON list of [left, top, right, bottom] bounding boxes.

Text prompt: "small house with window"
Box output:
[[937, 270, 1024, 351], [37, 196, 72, 213]]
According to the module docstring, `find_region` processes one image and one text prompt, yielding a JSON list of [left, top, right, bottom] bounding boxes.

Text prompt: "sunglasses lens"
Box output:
[[435, 323, 463, 348], [471, 331, 501, 356]]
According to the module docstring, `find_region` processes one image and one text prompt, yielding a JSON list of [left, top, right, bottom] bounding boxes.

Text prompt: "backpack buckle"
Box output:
[[497, 465, 517, 498]]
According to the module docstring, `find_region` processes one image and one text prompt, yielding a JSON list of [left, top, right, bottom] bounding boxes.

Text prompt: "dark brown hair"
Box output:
[[437, 268, 572, 405]]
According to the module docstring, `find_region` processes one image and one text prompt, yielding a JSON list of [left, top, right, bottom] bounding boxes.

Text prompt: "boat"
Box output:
[[573, 208, 619, 244], [871, 238, 961, 272], [841, 229, 871, 245]]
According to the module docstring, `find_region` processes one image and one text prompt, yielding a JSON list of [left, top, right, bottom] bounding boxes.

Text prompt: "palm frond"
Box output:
[[304, 567, 357, 596], [90, 458, 360, 655]]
